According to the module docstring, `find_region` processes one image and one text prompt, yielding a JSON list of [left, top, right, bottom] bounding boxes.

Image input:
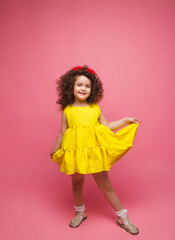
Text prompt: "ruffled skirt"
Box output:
[[51, 123, 139, 175]]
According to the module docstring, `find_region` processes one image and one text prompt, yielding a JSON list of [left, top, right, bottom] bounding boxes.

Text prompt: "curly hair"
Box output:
[[56, 65, 104, 110]]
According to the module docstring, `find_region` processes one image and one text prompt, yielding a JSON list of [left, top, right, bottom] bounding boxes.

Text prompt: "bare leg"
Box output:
[[69, 173, 87, 228], [92, 171, 123, 211], [92, 171, 139, 235], [71, 172, 85, 206]]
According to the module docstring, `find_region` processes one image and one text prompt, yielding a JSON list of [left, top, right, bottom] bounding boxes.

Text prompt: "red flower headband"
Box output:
[[73, 66, 95, 75]]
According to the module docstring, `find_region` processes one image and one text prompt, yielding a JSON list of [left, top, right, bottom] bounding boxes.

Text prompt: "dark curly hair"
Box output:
[[56, 65, 104, 110]]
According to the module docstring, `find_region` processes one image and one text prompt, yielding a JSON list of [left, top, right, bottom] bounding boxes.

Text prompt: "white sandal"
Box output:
[[69, 212, 87, 228], [116, 215, 139, 235]]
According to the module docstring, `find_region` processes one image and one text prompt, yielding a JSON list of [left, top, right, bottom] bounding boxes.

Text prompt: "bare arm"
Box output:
[[99, 108, 141, 131], [50, 110, 68, 157]]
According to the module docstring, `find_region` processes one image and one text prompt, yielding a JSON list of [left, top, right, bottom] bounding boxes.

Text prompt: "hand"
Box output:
[[50, 146, 59, 158], [50, 150, 55, 158], [125, 117, 141, 124]]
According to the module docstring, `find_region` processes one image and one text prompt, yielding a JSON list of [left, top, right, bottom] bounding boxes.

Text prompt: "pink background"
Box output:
[[1, 0, 175, 239]]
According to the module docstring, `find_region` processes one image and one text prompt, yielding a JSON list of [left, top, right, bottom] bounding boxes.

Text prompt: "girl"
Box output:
[[50, 65, 141, 235]]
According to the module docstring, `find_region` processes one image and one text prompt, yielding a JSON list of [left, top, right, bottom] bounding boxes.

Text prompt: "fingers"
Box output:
[[135, 118, 142, 123], [129, 118, 142, 124], [50, 153, 54, 158]]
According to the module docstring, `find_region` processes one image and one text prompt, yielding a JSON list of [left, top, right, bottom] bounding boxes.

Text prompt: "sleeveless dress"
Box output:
[[51, 103, 139, 175]]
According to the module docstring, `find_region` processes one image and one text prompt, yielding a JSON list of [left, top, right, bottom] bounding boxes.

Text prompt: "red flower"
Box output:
[[86, 68, 95, 75], [73, 66, 83, 71], [73, 66, 95, 75]]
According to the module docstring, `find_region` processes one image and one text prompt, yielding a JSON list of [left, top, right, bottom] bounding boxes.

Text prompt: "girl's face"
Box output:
[[74, 75, 91, 102]]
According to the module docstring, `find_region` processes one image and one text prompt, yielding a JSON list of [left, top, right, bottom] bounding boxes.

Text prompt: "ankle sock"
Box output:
[[74, 204, 85, 213], [115, 208, 129, 226]]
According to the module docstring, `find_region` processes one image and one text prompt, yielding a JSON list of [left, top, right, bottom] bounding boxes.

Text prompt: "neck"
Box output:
[[73, 99, 88, 106]]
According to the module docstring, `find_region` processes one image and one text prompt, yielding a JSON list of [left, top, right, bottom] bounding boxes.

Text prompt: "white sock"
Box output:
[[74, 204, 85, 213], [115, 208, 129, 226]]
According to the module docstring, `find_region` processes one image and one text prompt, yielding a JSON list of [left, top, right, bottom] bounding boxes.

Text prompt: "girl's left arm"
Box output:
[[99, 108, 141, 131]]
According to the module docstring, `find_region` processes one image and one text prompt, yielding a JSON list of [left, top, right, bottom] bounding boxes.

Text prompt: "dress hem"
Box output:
[[60, 168, 111, 175]]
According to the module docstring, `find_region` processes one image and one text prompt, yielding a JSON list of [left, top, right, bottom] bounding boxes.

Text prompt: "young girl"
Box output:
[[50, 65, 141, 235]]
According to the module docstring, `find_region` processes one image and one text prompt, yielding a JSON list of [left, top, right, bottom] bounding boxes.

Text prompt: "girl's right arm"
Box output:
[[50, 110, 68, 157]]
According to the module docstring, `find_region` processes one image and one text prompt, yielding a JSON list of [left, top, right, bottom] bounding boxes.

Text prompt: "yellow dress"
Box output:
[[51, 103, 139, 175]]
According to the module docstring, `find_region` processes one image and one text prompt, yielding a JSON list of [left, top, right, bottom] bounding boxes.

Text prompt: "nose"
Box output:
[[81, 85, 86, 91]]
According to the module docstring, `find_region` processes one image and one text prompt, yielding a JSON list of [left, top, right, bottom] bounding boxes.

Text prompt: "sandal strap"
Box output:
[[116, 216, 139, 234], [70, 212, 86, 227]]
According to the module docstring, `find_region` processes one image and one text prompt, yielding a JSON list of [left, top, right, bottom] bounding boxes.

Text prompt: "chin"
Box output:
[[79, 98, 87, 102], [77, 95, 90, 101]]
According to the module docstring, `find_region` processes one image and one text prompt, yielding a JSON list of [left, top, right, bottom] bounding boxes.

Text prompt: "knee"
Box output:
[[72, 178, 84, 190], [93, 172, 113, 193], [100, 184, 113, 194]]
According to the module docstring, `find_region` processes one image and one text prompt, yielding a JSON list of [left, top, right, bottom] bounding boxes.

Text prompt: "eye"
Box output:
[[86, 85, 91, 88]]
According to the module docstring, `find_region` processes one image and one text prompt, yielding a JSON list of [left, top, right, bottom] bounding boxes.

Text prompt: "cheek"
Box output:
[[74, 86, 78, 93], [87, 89, 91, 96]]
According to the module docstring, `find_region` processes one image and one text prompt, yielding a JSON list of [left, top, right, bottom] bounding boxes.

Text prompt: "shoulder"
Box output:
[[89, 103, 100, 109], [63, 104, 72, 117], [91, 103, 99, 107], [94, 103, 101, 111], [90, 103, 101, 116]]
